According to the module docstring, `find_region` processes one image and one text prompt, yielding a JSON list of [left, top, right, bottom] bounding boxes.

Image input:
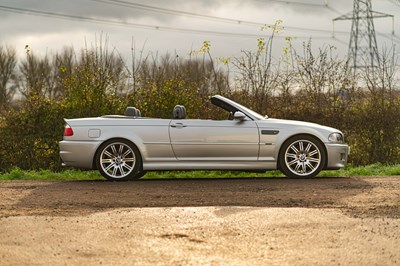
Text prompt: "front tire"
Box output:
[[96, 139, 142, 181], [279, 135, 326, 178], [135, 169, 147, 179]]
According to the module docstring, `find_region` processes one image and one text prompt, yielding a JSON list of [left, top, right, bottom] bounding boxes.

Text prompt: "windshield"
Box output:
[[236, 104, 266, 120], [211, 95, 267, 120]]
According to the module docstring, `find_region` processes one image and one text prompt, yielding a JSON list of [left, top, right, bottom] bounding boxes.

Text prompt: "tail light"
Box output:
[[64, 124, 74, 136]]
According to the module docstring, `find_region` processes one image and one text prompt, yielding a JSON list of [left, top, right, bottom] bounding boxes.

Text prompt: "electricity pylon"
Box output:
[[333, 0, 393, 72]]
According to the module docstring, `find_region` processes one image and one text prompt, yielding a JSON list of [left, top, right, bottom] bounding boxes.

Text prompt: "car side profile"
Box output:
[[59, 95, 349, 181]]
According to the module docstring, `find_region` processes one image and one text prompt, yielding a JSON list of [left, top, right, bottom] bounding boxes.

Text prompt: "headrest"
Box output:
[[125, 107, 141, 117], [173, 105, 186, 119]]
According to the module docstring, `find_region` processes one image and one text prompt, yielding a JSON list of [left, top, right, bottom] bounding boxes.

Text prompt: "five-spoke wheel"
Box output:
[[279, 135, 325, 178], [96, 139, 142, 181]]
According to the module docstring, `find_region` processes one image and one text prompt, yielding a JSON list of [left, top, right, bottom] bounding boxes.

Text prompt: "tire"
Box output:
[[279, 135, 326, 178], [135, 169, 147, 179], [96, 139, 142, 181]]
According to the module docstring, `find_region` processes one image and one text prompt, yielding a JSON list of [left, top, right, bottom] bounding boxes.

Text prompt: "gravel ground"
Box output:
[[0, 176, 399, 265]]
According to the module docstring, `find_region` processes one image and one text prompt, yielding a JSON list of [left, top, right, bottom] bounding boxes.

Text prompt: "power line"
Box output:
[[0, 5, 267, 38], [0, 4, 342, 41], [253, 0, 328, 7], [0, 2, 396, 49], [251, 0, 342, 14], [90, 0, 347, 34], [90, 0, 399, 45]]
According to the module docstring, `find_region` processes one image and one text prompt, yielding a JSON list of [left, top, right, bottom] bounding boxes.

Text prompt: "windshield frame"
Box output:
[[210, 95, 266, 121]]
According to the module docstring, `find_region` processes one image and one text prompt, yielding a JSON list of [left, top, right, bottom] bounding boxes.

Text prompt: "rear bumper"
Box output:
[[325, 143, 350, 170], [59, 140, 101, 169]]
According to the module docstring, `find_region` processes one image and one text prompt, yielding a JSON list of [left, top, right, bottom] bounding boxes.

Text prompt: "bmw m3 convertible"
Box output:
[[59, 95, 349, 181]]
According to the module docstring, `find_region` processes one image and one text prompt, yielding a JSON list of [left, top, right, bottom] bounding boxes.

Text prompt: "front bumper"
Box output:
[[325, 143, 350, 170], [59, 140, 102, 169]]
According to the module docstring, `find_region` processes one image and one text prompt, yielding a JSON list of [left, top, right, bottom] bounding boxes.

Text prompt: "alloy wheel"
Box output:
[[284, 139, 321, 177], [99, 142, 136, 179]]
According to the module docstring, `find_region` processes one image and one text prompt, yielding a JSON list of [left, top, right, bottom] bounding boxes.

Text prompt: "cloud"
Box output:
[[0, 0, 397, 62]]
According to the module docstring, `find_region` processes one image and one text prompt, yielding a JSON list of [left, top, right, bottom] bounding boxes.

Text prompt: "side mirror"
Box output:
[[233, 111, 246, 121]]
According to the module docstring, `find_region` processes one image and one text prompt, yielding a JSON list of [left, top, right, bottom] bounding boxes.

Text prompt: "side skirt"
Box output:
[[143, 161, 276, 171]]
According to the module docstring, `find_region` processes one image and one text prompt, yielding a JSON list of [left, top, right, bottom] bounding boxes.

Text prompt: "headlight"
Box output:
[[328, 132, 344, 143]]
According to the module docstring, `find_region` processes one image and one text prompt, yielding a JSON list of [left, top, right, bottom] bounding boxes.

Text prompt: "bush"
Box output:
[[0, 97, 65, 171]]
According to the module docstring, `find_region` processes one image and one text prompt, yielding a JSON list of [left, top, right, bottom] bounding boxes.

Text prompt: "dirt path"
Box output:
[[0, 176, 399, 265]]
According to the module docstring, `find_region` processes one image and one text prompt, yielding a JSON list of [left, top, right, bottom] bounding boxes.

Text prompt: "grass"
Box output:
[[319, 163, 400, 177], [0, 163, 400, 181], [0, 168, 102, 181]]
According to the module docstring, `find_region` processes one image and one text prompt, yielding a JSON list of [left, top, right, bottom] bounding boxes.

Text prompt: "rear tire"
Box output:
[[96, 139, 142, 181], [279, 135, 325, 178]]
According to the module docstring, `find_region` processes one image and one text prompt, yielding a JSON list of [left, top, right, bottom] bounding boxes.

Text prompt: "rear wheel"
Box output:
[[96, 139, 142, 181], [279, 135, 325, 178]]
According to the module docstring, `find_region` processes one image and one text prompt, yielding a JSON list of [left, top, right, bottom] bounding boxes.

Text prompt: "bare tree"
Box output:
[[52, 47, 75, 100], [293, 41, 353, 124], [15, 47, 54, 99], [0, 46, 17, 110], [232, 21, 283, 113]]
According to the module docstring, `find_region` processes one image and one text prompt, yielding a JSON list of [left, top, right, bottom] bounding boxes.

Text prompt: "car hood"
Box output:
[[257, 118, 342, 134]]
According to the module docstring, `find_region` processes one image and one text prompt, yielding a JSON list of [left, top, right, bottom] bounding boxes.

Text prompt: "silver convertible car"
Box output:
[[59, 95, 349, 181]]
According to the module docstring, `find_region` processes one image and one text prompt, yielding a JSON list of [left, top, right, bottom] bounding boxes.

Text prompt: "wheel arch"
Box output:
[[92, 137, 143, 170], [278, 133, 328, 169]]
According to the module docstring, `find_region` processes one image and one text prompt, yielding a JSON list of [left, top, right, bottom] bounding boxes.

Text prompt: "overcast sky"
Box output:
[[0, 0, 399, 62]]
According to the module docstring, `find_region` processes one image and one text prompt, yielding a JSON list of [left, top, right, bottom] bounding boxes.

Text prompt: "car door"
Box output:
[[169, 119, 259, 160]]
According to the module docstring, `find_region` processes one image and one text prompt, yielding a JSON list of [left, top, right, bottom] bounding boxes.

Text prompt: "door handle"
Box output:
[[171, 123, 187, 128]]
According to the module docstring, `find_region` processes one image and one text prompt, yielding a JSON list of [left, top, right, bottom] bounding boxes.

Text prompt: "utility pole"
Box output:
[[333, 0, 393, 73]]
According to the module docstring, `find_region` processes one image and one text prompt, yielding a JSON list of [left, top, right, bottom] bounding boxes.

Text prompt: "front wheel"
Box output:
[[279, 135, 326, 178], [96, 139, 142, 181]]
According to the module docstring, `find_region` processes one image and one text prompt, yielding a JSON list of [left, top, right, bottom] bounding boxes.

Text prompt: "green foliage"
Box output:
[[130, 79, 205, 119], [61, 62, 127, 118], [60, 46, 129, 118], [0, 44, 131, 172], [343, 95, 400, 165], [0, 97, 65, 171]]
